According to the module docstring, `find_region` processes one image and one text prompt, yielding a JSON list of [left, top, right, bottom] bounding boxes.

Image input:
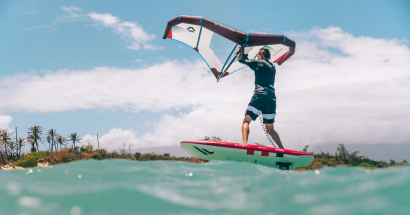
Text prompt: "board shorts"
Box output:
[[245, 92, 276, 124]]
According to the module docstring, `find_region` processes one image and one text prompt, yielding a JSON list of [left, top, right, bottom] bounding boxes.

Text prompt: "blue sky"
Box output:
[[0, 0, 409, 152], [1, 0, 409, 75]]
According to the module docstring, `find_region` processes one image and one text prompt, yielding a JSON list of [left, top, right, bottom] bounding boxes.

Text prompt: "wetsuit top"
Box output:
[[238, 54, 276, 95]]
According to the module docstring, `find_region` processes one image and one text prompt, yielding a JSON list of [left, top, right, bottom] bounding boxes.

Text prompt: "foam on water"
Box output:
[[1, 160, 409, 215]]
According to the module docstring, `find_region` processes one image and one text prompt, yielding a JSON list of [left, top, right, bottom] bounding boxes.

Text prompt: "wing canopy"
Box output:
[[163, 15, 296, 81]]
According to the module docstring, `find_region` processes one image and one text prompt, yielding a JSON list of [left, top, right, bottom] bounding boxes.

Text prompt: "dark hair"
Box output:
[[259, 47, 271, 60]]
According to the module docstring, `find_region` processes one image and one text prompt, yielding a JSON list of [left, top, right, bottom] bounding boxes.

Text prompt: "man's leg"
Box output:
[[265, 123, 284, 149], [242, 115, 253, 144]]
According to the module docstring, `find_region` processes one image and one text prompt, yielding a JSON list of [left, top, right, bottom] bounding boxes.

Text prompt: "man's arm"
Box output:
[[237, 47, 257, 70]]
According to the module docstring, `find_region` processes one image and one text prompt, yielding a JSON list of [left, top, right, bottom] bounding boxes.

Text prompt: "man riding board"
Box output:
[[237, 46, 284, 149]]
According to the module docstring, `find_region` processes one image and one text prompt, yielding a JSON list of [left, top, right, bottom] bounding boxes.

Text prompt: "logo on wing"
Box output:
[[214, 22, 235, 32], [187, 27, 196, 33]]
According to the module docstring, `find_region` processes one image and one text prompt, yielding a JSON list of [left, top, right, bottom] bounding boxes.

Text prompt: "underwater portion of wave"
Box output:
[[1, 160, 409, 215]]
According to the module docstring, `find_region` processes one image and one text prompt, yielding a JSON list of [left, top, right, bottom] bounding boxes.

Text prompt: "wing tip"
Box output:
[[211, 68, 230, 81]]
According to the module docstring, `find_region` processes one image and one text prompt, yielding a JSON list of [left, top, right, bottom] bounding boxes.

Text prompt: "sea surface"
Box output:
[[1, 160, 409, 215]]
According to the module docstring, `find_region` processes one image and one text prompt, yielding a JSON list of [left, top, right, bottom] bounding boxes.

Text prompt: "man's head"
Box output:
[[257, 47, 271, 60]]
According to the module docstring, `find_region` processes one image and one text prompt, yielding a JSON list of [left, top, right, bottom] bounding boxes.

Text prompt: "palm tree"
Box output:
[[0, 130, 6, 164], [27, 125, 43, 152], [28, 139, 36, 152], [69, 132, 81, 148], [8, 141, 16, 160], [17, 137, 25, 158], [0, 130, 5, 163], [46, 135, 51, 151], [0, 129, 14, 161], [56, 135, 68, 149], [47, 129, 57, 151]]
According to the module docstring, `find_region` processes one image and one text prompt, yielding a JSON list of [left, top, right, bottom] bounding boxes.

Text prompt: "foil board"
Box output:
[[181, 140, 314, 170]]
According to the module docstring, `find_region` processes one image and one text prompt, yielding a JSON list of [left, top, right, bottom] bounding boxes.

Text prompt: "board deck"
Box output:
[[181, 140, 314, 170]]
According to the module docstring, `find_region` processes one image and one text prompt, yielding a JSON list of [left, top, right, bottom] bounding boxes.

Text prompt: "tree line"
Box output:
[[1, 125, 206, 168], [0, 125, 81, 165], [2, 131, 408, 169], [298, 143, 408, 170]]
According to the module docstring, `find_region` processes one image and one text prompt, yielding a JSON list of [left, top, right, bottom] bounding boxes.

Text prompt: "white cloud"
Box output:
[[2, 27, 410, 150], [60, 6, 83, 22], [55, 6, 161, 50], [87, 12, 120, 26], [87, 12, 161, 50], [62, 6, 82, 13], [0, 60, 244, 112], [24, 25, 55, 32], [0, 115, 12, 130], [80, 108, 247, 150], [82, 128, 138, 150]]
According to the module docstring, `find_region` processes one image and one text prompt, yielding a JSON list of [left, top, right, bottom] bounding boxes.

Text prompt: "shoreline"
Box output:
[[1, 143, 408, 171], [1, 159, 51, 171], [2, 157, 408, 172]]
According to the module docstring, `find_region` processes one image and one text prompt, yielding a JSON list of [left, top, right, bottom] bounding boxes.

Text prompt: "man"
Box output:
[[237, 46, 284, 149]]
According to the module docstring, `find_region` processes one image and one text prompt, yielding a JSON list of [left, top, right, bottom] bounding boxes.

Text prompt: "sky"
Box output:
[[0, 0, 409, 154]]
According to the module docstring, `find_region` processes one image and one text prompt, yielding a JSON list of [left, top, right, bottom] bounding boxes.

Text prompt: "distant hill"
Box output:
[[312, 143, 410, 162]]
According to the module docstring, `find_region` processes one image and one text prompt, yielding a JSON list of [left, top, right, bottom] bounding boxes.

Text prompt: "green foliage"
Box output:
[[134, 152, 141, 160], [69, 146, 80, 154], [358, 162, 377, 169], [303, 145, 309, 153], [15, 152, 47, 167], [377, 161, 389, 168], [80, 143, 94, 153], [138, 153, 157, 161], [337, 144, 349, 164], [23, 152, 47, 160], [92, 149, 109, 160], [294, 143, 404, 171], [118, 154, 136, 160], [16, 157, 37, 167], [136, 152, 204, 163]]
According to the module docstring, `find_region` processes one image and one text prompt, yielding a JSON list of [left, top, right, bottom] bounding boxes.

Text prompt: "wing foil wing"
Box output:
[[163, 15, 296, 81]]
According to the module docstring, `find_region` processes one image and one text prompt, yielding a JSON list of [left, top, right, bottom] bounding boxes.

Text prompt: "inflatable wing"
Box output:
[[163, 15, 296, 81]]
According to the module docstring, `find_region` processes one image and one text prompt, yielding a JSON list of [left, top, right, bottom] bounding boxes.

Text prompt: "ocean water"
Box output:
[[1, 160, 409, 215]]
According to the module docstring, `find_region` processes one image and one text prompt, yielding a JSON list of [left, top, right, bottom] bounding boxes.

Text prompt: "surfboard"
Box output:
[[181, 140, 314, 170]]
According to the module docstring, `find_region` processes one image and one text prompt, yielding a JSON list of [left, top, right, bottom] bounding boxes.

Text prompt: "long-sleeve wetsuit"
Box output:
[[238, 53, 277, 123], [238, 54, 276, 95]]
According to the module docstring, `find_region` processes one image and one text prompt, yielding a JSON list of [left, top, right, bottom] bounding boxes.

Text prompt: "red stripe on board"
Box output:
[[247, 149, 254, 155], [181, 140, 313, 156], [261, 151, 269, 156]]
